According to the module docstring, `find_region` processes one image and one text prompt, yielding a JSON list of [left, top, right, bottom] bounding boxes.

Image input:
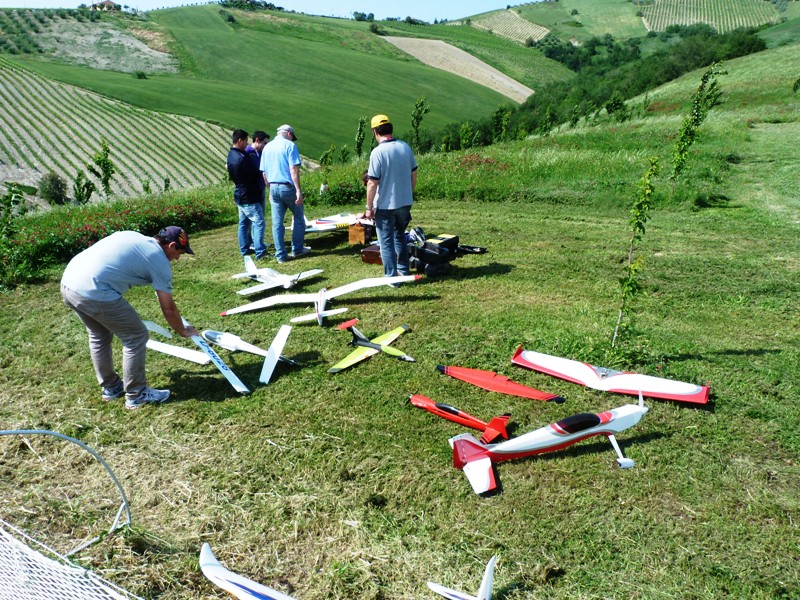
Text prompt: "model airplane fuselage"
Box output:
[[409, 394, 510, 444], [291, 213, 373, 234], [450, 393, 648, 495]]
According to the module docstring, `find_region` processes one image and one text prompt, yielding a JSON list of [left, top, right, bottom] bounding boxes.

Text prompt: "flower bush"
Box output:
[[7, 186, 232, 284]]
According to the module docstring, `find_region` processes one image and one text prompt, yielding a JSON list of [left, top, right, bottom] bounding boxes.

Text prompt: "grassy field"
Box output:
[[1, 41, 798, 599]]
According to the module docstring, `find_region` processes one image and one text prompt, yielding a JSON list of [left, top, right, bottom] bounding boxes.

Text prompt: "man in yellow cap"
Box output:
[[361, 114, 418, 280]]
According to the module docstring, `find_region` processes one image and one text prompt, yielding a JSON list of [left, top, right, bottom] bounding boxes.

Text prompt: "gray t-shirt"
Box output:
[[61, 231, 173, 301], [368, 138, 417, 210]]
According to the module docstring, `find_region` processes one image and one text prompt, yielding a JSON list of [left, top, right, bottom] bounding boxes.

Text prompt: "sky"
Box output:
[[0, 0, 519, 23]]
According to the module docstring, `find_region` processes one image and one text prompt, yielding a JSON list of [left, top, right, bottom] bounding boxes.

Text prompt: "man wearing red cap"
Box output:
[[60, 227, 198, 409], [361, 114, 418, 280]]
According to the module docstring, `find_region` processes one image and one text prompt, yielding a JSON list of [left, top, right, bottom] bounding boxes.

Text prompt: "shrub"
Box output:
[[321, 181, 365, 206], [0, 183, 31, 288], [39, 171, 68, 205], [12, 187, 230, 273], [133, 70, 147, 79]]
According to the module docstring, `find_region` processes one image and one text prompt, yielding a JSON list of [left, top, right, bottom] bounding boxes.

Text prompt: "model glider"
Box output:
[[182, 318, 249, 394], [437, 365, 564, 404], [221, 275, 423, 324], [144, 320, 210, 364], [408, 394, 509, 444], [291, 213, 373, 234], [328, 319, 414, 373], [199, 543, 296, 600], [232, 256, 323, 296], [428, 555, 497, 600], [450, 392, 649, 495], [511, 346, 709, 405], [201, 326, 294, 385]]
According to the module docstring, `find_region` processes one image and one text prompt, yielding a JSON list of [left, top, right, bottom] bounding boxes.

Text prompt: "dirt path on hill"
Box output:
[[383, 37, 534, 103]]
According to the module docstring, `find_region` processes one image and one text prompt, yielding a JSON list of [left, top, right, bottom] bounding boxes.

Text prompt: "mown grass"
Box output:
[[1, 44, 799, 599]]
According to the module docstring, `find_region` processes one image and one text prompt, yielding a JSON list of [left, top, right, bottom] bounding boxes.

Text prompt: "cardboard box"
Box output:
[[349, 223, 374, 245]]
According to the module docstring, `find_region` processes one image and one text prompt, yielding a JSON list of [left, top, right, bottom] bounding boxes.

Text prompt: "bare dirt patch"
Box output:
[[35, 19, 178, 74], [383, 36, 534, 103]]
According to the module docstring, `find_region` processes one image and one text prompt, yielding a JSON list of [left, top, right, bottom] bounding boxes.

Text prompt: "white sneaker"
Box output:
[[125, 387, 171, 410], [101, 381, 125, 401], [290, 246, 311, 258]]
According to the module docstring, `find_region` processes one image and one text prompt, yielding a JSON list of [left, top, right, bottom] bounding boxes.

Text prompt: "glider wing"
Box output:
[[146, 339, 211, 365], [511, 346, 709, 404], [183, 318, 249, 394], [260, 325, 292, 385], [426, 582, 478, 600], [199, 543, 296, 600], [324, 275, 422, 300], [437, 364, 564, 403], [328, 345, 380, 373], [221, 292, 318, 316]]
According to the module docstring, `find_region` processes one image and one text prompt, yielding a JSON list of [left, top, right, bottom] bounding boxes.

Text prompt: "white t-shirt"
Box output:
[[61, 231, 173, 301]]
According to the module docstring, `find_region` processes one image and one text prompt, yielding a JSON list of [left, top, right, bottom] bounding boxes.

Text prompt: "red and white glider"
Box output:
[[451, 393, 649, 495], [511, 346, 709, 405]]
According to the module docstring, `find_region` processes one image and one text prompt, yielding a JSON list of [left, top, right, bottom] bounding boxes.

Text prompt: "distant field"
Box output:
[[380, 19, 574, 90], [470, 9, 550, 44], [0, 56, 227, 196], [560, 0, 647, 38], [641, 0, 779, 33]]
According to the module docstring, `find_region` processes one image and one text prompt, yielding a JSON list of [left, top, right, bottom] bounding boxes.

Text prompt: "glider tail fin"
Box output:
[[244, 255, 257, 274], [480, 414, 510, 444], [450, 434, 497, 495], [427, 555, 497, 600]]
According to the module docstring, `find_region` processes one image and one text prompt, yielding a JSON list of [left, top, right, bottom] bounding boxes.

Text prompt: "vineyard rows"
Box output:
[[472, 10, 550, 44], [0, 57, 228, 200], [641, 0, 778, 33]]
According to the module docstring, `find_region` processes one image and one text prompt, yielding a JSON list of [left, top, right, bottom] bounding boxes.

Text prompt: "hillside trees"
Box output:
[[39, 171, 68, 205], [88, 139, 116, 199], [417, 27, 765, 153]]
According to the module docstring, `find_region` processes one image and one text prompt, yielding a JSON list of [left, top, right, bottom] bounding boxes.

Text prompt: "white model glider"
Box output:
[[201, 326, 294, 385], [199, 543, 296, 600], [221, 275, 423, 324], [233, 256, 323, 297], [291, 213, 373, 234], [428, 555, 497, 600], [144, 320, 210, 364], [512, 346, 709, 405], [182, 317, 250, 394]]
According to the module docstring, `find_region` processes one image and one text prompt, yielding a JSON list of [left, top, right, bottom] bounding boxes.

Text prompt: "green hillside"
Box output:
[[8, 4, 517, 158]]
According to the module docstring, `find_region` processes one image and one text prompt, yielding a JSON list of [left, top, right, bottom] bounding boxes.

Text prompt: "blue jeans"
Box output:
[[374, 206, 412, 277], [237, 202, 267, 258], [270, 184, 305, 261]]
